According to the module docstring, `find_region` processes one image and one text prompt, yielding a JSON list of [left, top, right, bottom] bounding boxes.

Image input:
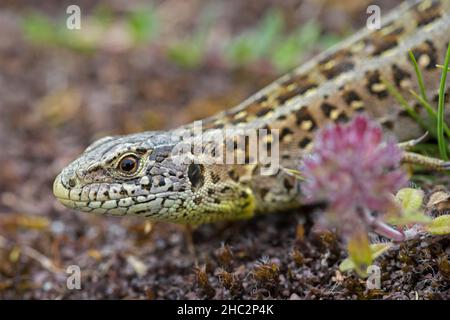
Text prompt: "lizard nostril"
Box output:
[[68, 177, 77, 188]]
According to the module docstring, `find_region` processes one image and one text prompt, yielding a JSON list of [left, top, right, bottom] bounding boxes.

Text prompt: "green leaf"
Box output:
[[92, 5, 114, 27], [316, 33, 342, 49], [339, 242, 392, 276], [338, 257, 355, 273], [425, 215, 450, 235], [226, 34, 258, 65], [254, 9, 283, 57], [395, 188, 424, 211], [382, 78, 429, 132], [346, 233, 372, 277], [370, 243, 394, 259], [22, 13, 56, 44], [409, 89, 450, 140], [272, 35, 303, 71], [167, 42, 203, 68], [271, 21, 321, 71], [437, 43, 450, 161], [387, 212, 431, 225], [127, 7, 158, 43], [389, 188, 430, 225], [295, 21, 321, 47]]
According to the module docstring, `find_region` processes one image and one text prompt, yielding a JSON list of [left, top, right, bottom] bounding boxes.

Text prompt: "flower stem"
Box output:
[[361, 208, 405, 242]]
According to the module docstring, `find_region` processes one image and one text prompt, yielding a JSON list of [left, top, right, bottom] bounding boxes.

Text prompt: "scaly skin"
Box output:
[[54, 0, 450, 224]]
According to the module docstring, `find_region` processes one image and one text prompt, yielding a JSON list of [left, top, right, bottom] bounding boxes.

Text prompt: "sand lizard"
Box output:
[[54, 0, 450, 224]]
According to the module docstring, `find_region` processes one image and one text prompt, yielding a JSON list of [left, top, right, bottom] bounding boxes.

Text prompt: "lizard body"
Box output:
[[54, 0, 450, 224]]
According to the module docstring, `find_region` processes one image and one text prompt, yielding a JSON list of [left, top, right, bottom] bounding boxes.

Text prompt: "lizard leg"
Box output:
[[397, 133, 450, 170], [401, 151, 450, 171]]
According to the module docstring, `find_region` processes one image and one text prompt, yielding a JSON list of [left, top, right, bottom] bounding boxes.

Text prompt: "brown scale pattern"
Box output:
[[183, 0, 449, 163], [414, 0, 443, 27]]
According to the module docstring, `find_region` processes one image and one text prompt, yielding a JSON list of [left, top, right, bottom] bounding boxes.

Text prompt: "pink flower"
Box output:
[[302, 115, 408, 238]]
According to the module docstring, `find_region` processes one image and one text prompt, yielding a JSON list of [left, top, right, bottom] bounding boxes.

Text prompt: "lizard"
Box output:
[[54, 0, 450, 225]]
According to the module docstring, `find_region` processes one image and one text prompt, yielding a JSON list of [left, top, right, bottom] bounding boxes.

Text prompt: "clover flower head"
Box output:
[[302, 115, 408, 235]]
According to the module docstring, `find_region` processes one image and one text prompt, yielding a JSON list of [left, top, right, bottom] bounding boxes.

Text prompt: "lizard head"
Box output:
[[53, 131, 255, 224]]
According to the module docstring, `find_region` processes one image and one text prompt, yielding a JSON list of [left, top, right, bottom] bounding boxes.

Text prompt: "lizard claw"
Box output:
[[397, 132, 429, 150]]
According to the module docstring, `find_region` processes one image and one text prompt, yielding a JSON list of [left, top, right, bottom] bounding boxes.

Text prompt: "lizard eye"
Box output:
[[118, 155, 139, 174]]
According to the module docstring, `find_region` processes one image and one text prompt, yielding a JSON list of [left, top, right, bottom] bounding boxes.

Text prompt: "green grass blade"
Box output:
[[409, 51, 429, 105], [437, 43, 450, 161], [381, 78, 428, 130], [410, 89, 450, 139]]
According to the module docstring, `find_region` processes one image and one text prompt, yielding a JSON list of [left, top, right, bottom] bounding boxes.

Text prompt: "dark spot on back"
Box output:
[[342, 90, 364, 111], [228, 169, 239, 182], [256, 107, 273, 117], [414, 0, 442, 27], [231, 117, 247, 125], [279, 75, 318, 103], [277, 88, 304, 105], [336, 112, 349, 123], [320, 102, 337, 118], [280, 127, 294, 140], [210, 172, 221, 184], [392, 64, 411, 88], [319, 50, 354, 79], [295, 107, 317, 131], [221, 186, 231, 193], [411, 39, 438, 70], [371, 29, 399, 56], [298, 137, 312, 148], [255, 95, 268, 104], [366, 70, 388, 99], [321, 61, 355, 79]]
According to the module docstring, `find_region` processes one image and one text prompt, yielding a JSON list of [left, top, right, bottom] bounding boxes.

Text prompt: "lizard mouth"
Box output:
[[53, 174, 124, 215], [53, 173, 71, 201], [53, 174, 90, 211], [53, 173, 175, 217]]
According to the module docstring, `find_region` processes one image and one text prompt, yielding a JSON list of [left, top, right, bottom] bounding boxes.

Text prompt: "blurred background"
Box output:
[[0, 0, 403, 299]]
